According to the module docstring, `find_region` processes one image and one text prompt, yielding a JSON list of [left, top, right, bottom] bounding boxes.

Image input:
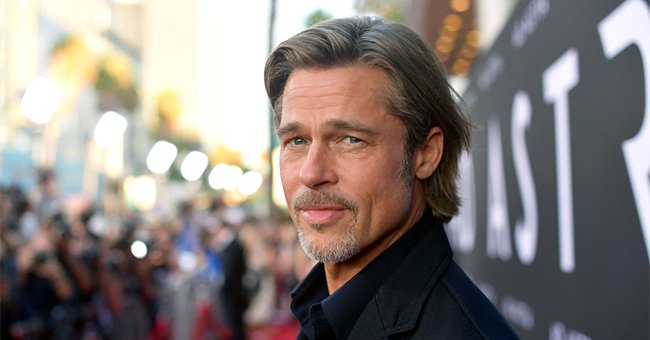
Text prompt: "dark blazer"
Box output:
[[347, 221, 519, 339]]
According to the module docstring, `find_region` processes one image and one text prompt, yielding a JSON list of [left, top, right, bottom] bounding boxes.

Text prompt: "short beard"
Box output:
[[293, 191, 361, 263], [297, 224, 360, 263]]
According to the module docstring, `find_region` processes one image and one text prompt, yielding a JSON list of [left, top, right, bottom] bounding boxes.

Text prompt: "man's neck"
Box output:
[[323, 200, 427, 293]]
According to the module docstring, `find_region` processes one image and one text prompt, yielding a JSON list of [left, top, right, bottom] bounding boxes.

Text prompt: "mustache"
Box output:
[[292, 191, 358, 213]]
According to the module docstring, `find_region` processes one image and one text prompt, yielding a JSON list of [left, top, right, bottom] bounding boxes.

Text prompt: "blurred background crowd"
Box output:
[[1, 167, 314, 339]]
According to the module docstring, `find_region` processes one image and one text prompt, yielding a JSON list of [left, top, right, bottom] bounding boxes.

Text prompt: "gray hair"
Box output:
[[264, 16, 471, 222]]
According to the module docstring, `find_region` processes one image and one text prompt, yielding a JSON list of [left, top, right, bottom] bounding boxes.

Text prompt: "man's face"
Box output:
[[277, 64, 423, 264]]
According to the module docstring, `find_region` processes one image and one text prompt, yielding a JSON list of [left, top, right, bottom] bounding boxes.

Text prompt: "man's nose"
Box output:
[[299, 143, 337, 189]]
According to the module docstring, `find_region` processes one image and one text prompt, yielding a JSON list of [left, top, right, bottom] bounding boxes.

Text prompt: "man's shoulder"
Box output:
[[349, 258, 520, 339], [349, 225, 519, 339], [417, 261, 520, 339]]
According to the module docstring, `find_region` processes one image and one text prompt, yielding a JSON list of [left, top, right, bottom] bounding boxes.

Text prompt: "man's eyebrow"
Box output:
[[276, 119, 379, 137], [276, 121, 302, 137], [325, 119, 378, 136]]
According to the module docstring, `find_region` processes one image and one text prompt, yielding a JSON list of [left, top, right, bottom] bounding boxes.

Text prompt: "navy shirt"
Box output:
[[291, 210, 437, 340]]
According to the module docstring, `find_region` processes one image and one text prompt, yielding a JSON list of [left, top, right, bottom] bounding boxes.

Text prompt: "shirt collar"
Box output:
[[291, 209, 437, 339]]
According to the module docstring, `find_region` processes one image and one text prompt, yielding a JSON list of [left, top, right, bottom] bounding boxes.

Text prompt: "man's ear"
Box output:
[[414, 127, 443, 179]]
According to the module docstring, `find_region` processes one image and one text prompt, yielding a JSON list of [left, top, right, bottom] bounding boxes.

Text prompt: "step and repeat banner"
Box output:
[[448, 0, 650, 338]]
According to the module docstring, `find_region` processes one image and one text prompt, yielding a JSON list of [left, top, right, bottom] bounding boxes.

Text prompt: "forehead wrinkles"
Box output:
[[282, 84, 352, 111], [287, 66, 386, 97], [278, 66, 392, 127], [285, 73, 360, 98]]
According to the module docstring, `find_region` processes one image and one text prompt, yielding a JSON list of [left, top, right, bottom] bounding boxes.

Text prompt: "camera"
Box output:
[[33, 251, 52, 266], [49, 211, 71, 238]]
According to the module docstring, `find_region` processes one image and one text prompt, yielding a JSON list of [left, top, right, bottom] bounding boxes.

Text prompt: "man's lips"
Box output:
[[299, 205, 345, 225]]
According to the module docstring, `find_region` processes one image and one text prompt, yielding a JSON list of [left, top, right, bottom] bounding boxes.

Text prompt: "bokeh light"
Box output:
[[146, 140, 178, 174], [20, 76, 63, 124], [93, 111, 128, 149], [179, 151, 208, 181]]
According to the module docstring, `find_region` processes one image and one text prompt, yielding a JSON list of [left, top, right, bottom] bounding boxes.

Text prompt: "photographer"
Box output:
[[13, 211, 75, 338]]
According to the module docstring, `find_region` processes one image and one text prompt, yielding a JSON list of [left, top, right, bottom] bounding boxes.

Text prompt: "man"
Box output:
[[264, 16, 518, 339]]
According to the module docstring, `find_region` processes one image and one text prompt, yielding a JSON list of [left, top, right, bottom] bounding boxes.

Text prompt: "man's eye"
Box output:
[[345, 136, 362, 144], [290, 137, 307, 145]]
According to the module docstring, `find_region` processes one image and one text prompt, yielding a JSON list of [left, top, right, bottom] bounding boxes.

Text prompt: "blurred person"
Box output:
[[161, 199, 219, 340], [59, 199, 110, 338], [264, 16, 518, 339], [1, 185, 26, 339], [13, 211, 75, 339], [60, 201, 97, 298], [239, 221, 275, 335], [1, 184, 39, 246], [174, 200, 202, 254], [1, 254, 15, 340], [0, 185, 27, 262], [32, 168, 61, 223], [271, 223, 304, 323], [147, 219, 179, 340], [191, 209, 230, 340], [97, 217, 153, 339], [209, 201, 249, 340], [45, 209, 101, 338]]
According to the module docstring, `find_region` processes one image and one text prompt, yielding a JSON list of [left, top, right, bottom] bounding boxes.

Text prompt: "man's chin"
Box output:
[[298, 235, 361, 264]]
